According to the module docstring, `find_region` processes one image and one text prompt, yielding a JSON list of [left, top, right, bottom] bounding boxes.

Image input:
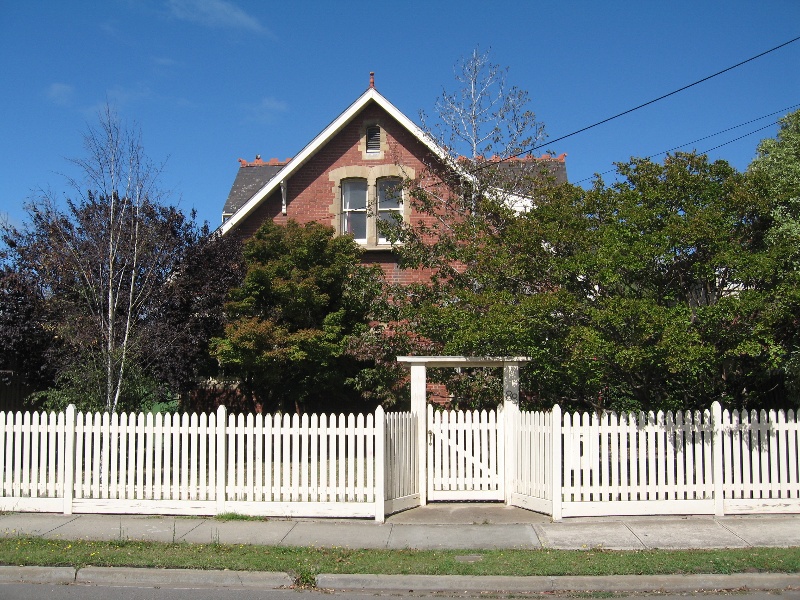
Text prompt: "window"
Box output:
[[366, 126, 381, 153], [341, 179, 367, 242], [331, 164, 412, 248], [377, 178, 403, 244]]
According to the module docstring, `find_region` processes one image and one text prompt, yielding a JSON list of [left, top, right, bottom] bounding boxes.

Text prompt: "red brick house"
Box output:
[[219, 76, 567, 285]]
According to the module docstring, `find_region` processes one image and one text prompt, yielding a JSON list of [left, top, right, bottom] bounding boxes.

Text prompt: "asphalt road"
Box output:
[[1, 585, 800, 599]]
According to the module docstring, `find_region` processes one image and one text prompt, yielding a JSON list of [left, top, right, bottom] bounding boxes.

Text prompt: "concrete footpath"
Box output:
[[0, 504, 798, 594]]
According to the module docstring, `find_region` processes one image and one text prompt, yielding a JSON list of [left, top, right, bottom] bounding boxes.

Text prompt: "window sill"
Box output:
[[360, 243, 400, 252]]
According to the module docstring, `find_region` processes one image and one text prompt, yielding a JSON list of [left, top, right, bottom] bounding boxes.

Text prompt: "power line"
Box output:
[[573, 103, 800, 184], [471, 34, 800, 173]]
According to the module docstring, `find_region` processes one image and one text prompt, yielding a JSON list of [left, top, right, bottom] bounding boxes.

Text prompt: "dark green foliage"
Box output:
[[362, 136, 800, 413], [211, 219, 383, 414]]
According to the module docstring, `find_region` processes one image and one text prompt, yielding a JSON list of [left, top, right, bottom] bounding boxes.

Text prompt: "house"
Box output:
[[219, 74, 567, 285]]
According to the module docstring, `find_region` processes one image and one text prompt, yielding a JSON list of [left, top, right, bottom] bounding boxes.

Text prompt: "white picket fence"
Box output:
[[1, 401, 798, 521], [0, 405, 417, 522], [509, 402, 800, 519]]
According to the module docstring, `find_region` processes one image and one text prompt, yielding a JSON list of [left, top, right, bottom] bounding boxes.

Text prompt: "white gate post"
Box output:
[[375, 405, 386, 523], [551, 404, 562, 521], [410, 363, 427, 506], [215, 405, 227, 515], [62, 404, 76, 515], [503, 363, 521, 505], [712, 401, 724, 517]]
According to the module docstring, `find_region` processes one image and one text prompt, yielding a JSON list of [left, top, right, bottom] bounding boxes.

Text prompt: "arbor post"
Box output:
[[551, 404, 563, 521], [503, 363, 521, 504], [409, 363, 427, 506]]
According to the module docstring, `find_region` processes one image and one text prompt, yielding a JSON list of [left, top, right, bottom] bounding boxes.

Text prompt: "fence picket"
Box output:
[[356, 413, 365, 501], [318, 413, 327, 502], [292, 413, 301, 502], [300, 413, 309, 502], [21, 412, 31, 498]]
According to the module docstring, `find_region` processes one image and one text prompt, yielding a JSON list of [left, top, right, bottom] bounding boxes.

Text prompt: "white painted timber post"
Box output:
[[375, 405, 386, 523], [410, 363, 427, 506], [216, 405, 227, 515], [551, 404, 562, 521], [62, 404, 76, 515], [712, 401, 724, 516], [503, 363, 521, 504]]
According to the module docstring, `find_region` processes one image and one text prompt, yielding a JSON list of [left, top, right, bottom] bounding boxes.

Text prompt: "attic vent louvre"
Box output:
[[366, 126, 381, 153]]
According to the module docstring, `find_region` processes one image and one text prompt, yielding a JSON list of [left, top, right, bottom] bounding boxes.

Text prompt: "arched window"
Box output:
[[341, 179, 368, 242], [377, 177, 403, 244]]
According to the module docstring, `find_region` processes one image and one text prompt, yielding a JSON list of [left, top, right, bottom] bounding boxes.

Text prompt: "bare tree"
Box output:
[[427, 47, 546, 161], [388, 47, 553, 275]]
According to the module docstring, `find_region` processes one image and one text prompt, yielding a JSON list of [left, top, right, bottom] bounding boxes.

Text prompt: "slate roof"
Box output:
[[222, 157, 291, 221]]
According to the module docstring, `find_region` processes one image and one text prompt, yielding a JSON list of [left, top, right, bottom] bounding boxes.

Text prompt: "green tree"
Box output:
[[570, 152, 779, 412], [357, 55, 797, 414], [210, 219, 382, 414], [372, 150, 786, 413], [0, 266, 56, 391], [749, 109, 800, 402]]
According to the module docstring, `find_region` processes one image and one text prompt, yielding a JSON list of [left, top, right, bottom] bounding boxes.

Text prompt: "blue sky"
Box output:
[[2, 1, 799, 230]]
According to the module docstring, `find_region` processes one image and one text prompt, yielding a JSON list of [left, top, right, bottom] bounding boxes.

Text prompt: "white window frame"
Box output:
[[341, 178, 368, 243], [376, 177, 403, 244], [330, 164, 414, 249]]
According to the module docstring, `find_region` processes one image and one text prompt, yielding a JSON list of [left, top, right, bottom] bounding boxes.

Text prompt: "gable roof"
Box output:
[[218, 86, 446, 235]]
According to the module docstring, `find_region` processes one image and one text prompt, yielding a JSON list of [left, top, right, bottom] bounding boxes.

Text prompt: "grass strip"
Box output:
[[0, 537, 798, 582]]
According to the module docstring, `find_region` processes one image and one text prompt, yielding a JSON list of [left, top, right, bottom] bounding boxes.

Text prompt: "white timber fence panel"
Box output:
[[223, 409, 380, 519], [720, 407, 800, 514], [509, 401, 799, 519], [558, 407, 716, 517], [0, 409, 66, 512], [0, 405, 388, 520], [70, 409, 219, 515]]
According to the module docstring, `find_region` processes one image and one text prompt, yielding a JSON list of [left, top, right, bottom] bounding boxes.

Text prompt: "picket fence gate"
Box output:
[[0, 401, 798, 521]]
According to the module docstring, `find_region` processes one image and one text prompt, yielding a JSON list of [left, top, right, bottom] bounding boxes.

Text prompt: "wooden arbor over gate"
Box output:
[[396, 356, 530, 505]]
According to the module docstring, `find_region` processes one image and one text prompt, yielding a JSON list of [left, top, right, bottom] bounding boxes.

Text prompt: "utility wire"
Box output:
[[573, 103, 800, 184], [470, 34, 800, 173]]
